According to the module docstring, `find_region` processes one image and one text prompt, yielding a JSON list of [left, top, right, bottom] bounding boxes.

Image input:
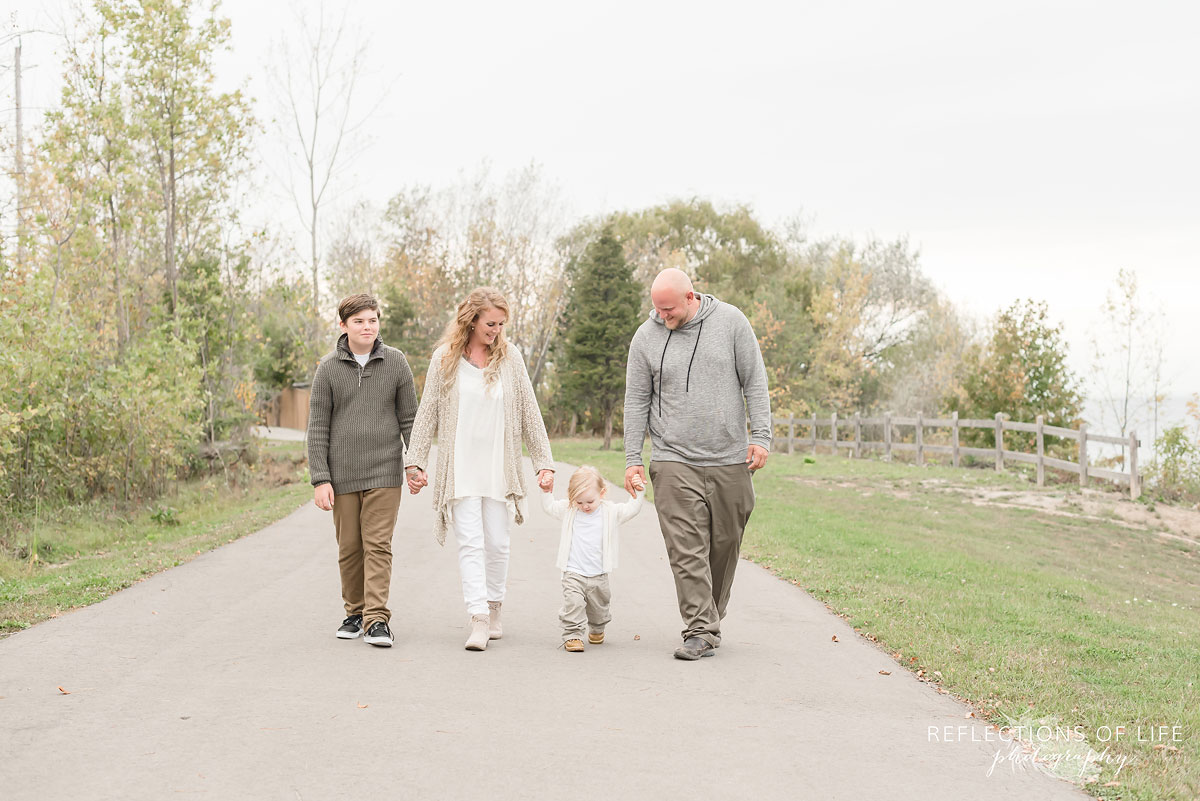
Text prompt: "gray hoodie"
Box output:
[[624, 293, 771, 468]]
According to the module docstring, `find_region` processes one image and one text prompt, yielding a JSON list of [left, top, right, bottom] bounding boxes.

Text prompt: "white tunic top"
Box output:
[[453, 358, 506, 501], [565, 507, 605, 577]]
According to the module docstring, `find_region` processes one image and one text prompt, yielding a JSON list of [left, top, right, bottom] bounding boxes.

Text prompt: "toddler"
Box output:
[[540, 465, 643, 651]]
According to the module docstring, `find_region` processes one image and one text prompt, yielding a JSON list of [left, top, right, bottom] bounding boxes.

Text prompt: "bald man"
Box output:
[[623, 268, 771, 660]]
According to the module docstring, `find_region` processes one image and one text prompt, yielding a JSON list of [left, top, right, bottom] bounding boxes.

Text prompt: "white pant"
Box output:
[[452, 497, 510, 615]]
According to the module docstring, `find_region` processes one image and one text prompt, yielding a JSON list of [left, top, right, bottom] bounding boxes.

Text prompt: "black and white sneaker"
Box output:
[[364, 621, 394, 648], [336, 614, 364, 639]]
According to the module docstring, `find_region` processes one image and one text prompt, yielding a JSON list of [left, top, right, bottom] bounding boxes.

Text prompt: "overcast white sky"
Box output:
[[5, 0, 1199, 428]]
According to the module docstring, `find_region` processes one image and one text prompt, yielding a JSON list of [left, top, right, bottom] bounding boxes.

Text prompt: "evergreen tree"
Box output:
[[561, 226, 641, 449]]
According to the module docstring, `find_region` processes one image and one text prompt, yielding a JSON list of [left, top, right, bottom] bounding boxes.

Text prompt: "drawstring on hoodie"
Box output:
[[685, 321, 703, 392], [655, 320, 704, 417], [656, 330, 673, 417]]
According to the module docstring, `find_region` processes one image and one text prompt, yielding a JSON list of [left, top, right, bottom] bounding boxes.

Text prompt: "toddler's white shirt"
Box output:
[[565, 507, 605, 577]]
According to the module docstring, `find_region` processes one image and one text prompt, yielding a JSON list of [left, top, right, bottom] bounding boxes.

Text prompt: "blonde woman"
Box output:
[[405, 287, 555, 651]]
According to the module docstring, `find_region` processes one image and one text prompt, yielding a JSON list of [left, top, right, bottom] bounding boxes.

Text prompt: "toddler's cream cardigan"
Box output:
[[540, 489, 643, 574]]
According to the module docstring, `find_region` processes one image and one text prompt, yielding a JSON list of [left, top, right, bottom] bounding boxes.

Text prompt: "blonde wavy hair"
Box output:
[[567, 465, 607, 505], [437, 286, 510, 392]]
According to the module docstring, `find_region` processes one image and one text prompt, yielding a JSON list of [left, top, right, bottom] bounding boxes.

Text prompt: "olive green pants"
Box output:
[[648, 461, 756, 647]]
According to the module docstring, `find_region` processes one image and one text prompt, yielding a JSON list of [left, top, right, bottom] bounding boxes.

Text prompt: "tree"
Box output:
[[99, 0, 253, 330], [951, 299, 1084, 453], [1089, 268, 1168, 464], [559, 226, 640, 449], [609, 198, 784, 310], [877, 296, 975, 416], [268, 1, 374, 323]]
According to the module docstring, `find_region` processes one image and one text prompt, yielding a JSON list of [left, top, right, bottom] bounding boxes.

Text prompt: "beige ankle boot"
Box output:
[[487, 601, 503, 640], [465, 614, 490, 651]]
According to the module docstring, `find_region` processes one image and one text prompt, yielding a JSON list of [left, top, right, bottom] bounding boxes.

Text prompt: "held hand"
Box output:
[[314, 483, 335, 512], [746, 444, 769, 472], [624, 466, 645, 498], [406, 467, 427, 494], [537, 469, 554, 492]]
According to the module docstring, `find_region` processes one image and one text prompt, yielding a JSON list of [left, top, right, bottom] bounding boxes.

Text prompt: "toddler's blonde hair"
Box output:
[[567, 465, 607, 505]]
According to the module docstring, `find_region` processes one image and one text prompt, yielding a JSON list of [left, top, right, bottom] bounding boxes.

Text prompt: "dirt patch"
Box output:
[[790, 473, 1200, 545]]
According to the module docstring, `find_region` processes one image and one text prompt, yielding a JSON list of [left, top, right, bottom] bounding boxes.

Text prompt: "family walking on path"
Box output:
[[305, 267, 772, 660]]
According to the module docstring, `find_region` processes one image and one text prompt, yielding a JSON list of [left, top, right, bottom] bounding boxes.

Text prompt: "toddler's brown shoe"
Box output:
[[564, 638, 585, 652], [587, 631, 604, 645]]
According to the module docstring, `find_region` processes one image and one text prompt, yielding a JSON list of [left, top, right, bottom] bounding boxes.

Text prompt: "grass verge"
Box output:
[[0, 440, 310, 637], [550, 437, 1200, 801]]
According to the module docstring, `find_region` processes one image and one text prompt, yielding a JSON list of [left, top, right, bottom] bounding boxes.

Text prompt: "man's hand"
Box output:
[[314, 483, 335, 511], [746, 444, 769, 472], [537, 469, 554, 492], [406, 467, 427, 495], [624, 465, 645, 498]]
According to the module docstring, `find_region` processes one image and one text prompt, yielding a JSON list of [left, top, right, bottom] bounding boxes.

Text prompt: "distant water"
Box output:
[[1082, 393, 1197, 462]]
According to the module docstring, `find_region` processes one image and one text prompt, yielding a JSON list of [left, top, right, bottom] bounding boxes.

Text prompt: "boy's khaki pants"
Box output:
[[559, 572, 611, 641], [648, 460, 756, 648], [331, 486, 403, 629]]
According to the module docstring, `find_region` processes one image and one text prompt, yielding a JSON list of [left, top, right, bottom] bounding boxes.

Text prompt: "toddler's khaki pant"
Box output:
[[559, 571, 611, 641]]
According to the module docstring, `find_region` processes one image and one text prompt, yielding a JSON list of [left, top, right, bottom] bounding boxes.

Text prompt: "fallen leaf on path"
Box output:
[[633, 635, 641, 640], [356, 703, 368, 709], [56, 686, 71, 695], [831, 635, 839, 643], [878, 670, 891, 675]]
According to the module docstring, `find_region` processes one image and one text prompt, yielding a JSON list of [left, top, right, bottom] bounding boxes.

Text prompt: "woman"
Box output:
[[405, 287, 555, 651]]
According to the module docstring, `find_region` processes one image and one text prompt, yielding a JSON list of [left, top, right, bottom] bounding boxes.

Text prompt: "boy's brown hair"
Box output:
[[337, 293, 380, 322]]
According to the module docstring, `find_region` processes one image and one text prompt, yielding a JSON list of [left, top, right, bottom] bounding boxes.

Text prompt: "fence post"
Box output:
[[1129, 431, 1141, 500], [951, 411, 960, 468], [854, 413, 862, 458], [916, 413, 924, 466], [810, 416, 817, 455], [787, 415, 795, 455], [1078, 423, 1088, 488], [1036, 414, 1045, 487], [884, 414, 892, 461], [995, 412, 1004, 472], [831, 412, 838, 457]]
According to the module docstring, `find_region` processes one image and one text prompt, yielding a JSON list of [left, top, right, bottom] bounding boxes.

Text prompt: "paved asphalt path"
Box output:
[[0, 455, 1090, 801]]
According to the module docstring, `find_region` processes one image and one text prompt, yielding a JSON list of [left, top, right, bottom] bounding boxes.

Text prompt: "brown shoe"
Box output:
[[465, 614, 490, 651], [563, 638, 585, 652], [587, 630, 604, 645], [487, 601, 502, 640]]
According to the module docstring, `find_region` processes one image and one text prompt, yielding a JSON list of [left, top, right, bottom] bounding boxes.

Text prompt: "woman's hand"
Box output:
[[406, 467, 428, 494], [537, 469, 554, 492]]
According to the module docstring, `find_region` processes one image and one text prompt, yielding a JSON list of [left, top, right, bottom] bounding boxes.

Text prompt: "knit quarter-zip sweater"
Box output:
[[307, 334, 419, 495]]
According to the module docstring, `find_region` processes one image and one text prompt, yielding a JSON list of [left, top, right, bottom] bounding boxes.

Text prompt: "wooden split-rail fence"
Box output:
[[770, 412, 1142, 499]]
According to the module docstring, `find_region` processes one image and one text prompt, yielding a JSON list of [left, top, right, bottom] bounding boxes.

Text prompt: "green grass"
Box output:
[[551, 437, 1200, 801], [0, 440, 311, 637]]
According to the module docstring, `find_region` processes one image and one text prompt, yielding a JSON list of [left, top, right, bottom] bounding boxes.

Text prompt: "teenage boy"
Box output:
[[307, 293, 418, 648]]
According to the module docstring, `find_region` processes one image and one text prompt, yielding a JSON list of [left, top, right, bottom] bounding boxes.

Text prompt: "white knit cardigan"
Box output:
[[540, 490, 644, 574], [405, 344, 555, 545]]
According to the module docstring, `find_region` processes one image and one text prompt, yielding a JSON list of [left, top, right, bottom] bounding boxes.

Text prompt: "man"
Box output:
[[623, 268, 771, 660], [307, 293, 418, 648]]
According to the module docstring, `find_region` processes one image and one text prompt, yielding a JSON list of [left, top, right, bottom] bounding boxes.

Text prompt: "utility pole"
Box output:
[[14, 40, 26, 270]]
